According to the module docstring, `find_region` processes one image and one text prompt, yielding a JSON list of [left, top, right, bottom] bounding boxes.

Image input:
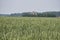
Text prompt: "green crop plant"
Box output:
[[0, 17, 60, 40]]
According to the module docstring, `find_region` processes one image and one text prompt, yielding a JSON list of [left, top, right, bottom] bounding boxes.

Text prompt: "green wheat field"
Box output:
[[0, 17, 60, 40]]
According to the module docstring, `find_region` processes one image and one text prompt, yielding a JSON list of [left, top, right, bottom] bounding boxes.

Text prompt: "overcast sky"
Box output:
[[0, 0, 60, 14]]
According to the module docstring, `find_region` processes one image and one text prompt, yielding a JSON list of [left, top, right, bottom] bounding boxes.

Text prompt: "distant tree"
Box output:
[[10, 11, 60, 17]]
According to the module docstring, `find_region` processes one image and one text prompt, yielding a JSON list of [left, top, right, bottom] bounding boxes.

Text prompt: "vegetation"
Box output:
[[10, 11, 60, 17], [0, 17, 60, 40], [0, 11, 60, 17]]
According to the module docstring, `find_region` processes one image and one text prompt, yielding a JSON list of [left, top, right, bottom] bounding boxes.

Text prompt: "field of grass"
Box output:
[[0, 17, 60, 40]]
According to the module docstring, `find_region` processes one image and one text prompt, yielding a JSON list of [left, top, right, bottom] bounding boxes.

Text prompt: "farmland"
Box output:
[[0, 17, 60, 40]]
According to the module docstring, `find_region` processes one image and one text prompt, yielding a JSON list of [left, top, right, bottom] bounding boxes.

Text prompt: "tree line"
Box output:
[[10, 11, 60, 17]]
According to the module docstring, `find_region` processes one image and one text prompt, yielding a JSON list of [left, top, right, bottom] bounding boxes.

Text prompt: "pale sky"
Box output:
[[0, 0, 60, 14]]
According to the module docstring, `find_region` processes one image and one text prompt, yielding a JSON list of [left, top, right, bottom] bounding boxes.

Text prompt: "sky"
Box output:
[[0, 0, 60, 14]]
